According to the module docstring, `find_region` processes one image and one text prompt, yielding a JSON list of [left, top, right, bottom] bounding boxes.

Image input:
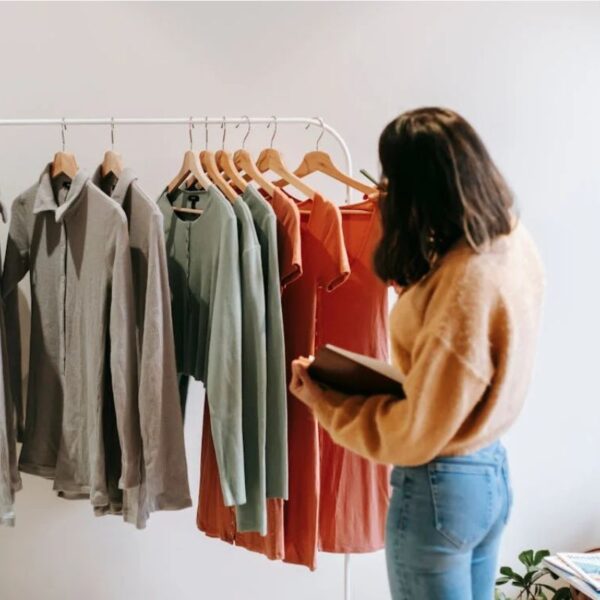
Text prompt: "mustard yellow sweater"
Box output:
[[310, 222, 545, 466]]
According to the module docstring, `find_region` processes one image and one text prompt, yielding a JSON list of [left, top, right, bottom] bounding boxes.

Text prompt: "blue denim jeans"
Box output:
[[385, 442, 512, 600]]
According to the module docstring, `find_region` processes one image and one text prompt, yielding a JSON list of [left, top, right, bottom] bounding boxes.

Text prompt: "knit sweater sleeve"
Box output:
[[310, 264, 501, 466]]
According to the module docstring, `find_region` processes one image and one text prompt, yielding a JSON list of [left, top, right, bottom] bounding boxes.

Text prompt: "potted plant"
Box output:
[[495, 549, 572, 599]]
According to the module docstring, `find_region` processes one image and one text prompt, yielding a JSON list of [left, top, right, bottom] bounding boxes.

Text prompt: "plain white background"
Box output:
[[0, 2, 599, 599]]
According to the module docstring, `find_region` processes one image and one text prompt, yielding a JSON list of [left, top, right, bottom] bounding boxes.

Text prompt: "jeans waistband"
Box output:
[[391, 441, 507, 484]]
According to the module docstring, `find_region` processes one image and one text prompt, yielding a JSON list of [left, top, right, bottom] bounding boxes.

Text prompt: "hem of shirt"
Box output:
[[54, 481, 92, 498], [319, 542, 385, 554], [236, 520, 268, 536], [198, 524, 285, 563], [221, 487, 245, 508], [18, 462, 57, 480], [94, 502, 125, 516], [265, 490, 288, 501], [282, 553, 317, 571], [95, 495, 193, 529], [149, 496, 193, 513]]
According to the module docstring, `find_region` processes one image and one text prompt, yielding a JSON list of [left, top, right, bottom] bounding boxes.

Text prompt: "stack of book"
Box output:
[[544, 553, 600, 599]]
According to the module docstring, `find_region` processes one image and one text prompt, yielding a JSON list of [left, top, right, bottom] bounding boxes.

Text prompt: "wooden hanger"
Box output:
[[167, 120, 212, 203], [231, 117, 274, 196], [101, 119, 124, 178], [167, 149, 211, 194], [166, 149, 211, 215], [288, 150, 376, 195], [214, 118, 247, 192], [185, 118, 237, 202], [256, 117, 314, 199], [101, 150, 123, 178], [274, 119, 377, 195], [200, 149, 237, 202], [234, 149, 275, 196], [216, 150, 247, 191], [51, 151, 78, 180], [256, 148, 315, 198], [51, 120, 78, 180]]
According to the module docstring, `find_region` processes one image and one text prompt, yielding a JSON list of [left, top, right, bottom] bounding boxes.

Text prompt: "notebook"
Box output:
[[308, 344, 406, 397]]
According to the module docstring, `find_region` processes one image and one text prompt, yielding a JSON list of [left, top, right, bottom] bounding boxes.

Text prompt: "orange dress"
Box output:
[[316, 199, 391, 554], [280, 194, 350, 569]]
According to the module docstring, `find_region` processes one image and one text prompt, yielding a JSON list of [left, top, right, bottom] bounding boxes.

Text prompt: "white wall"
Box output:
[[0, 2, 599, 599]]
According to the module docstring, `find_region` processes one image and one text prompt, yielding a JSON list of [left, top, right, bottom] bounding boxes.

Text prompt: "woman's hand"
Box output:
[[289, 356, 323, 408]]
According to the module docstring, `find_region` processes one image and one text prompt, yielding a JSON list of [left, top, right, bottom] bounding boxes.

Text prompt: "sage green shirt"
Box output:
[[232, 196, 267, 534], [158, 186, 245, 507], [242, 185, 288, 499]]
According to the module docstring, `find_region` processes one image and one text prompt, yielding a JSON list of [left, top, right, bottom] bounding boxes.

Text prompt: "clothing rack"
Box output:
[[0, 115, 357, 600], [0, 116, 355, 203]]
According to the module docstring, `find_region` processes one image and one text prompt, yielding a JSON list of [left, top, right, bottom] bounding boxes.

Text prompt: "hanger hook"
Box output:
[[61, 118, 67, 152], [236, 115, 251, 149], [204, 116, 209, 150], [110, 117, 115, 150], [267, 115, 278, 148], [221, 116, 227, 151], [305, 117, 325, 150], [188, 116, 195, 151]]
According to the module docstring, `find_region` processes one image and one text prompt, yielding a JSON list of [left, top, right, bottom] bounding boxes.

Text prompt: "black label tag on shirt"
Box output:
[[188, 195, 199, 208]]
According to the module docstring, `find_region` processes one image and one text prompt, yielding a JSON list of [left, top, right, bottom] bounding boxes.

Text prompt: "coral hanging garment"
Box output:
[[316, 198, 390, 554]]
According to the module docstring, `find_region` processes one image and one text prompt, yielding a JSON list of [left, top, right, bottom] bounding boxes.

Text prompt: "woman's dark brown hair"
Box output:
[[374, 107, 514, 287]]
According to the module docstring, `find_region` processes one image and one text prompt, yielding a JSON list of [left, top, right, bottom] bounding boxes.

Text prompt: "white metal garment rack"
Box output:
[[0, 115, 357, 600], [0, 116, 354, 203]]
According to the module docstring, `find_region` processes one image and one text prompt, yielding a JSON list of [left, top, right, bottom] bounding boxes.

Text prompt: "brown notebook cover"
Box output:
[[308, 344, 406, 398]]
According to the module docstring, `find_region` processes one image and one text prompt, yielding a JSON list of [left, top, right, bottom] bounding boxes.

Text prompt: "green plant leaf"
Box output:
[[552, 587, 572, 600], [500, 566, 516, 577], [534, 550, 551, 566], [520, 550, 535, 567], [496, 577, 511, 585]]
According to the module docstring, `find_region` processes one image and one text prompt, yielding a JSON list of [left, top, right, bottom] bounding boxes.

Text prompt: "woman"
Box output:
[[290, 108, 545, 600]]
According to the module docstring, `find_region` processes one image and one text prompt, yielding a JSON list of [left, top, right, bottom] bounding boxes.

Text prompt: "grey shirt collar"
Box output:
[[91, 165, 137, 205], [33, 163, 89, 223]]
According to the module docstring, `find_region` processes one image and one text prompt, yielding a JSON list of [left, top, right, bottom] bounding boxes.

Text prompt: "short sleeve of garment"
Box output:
[[309, 194, 350, 292], [270, 189, 302, 288]]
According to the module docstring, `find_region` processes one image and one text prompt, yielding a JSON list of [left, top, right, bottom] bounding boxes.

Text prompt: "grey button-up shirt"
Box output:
[[92, 167, 191, 527], [158, 186, 245, 506], [2, 165, 141, 507]]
